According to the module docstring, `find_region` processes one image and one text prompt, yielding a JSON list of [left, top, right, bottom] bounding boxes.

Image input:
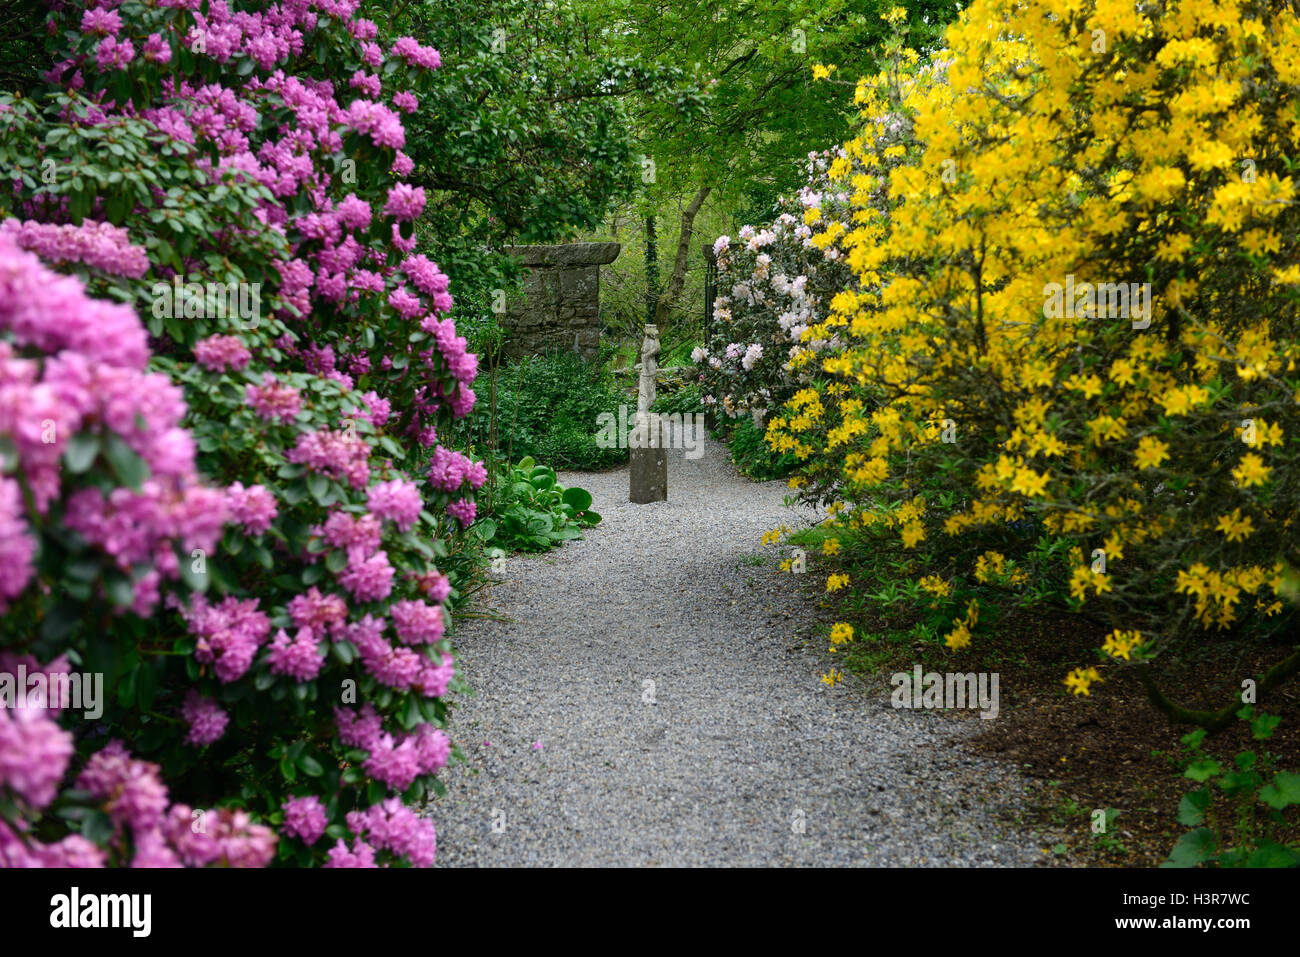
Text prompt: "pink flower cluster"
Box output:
[[0, 704, 73, 809], [335, 703, 452, 793], [246, 373, 303, 424], [427, 446, 487, 493], [345, 99, 405, 150], [382, 183, 426, 221], [367, 478, 422, 531], [182, 594, 271, 683], [445, 498, 476, 527], [391, 36, 441, 70], [422, 315, 478, 383], [389, 599, 446, 645], [226, 482, 278, 535], [319, 510, 382, 558], [345, 797, 437, 866], [341, 615, 453, 695], [287, 428, 370, 488], [266, 626, 325, 681], [288, 586, 348, 632], [77, 740, 170, 832], [181, 690, 230, 745], [194, 334, 252, 372], [281, 794, 328, 844], [158, 805, 277, 867], [338, 549, 394, 602], [410, 568, 452, 603], [0, 219, 149, 278], [0, 235, 224, 613], [401, 254, 451, 308], [1, 732, 275, 867]]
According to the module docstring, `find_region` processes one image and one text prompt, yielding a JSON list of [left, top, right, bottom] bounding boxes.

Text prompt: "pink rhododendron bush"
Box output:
[[0, 0, 485, 867]]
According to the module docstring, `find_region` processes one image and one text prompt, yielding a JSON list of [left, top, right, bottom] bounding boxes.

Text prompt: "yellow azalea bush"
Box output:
[[766, 0, 1300, 728]]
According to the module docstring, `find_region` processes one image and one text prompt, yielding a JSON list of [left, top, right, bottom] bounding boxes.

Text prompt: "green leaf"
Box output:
[[64, 433, 100, 473], [297, 754, 324, 777], [82, 810, 114, 846], [116, 665, 137, 707], [1184, 759, 1222, 783], [561, 486, 593, 511], [137, 659, 159, 712], [1244, 840, 1300, 867], [1176, 788, 1211, 826], [306, 472, 330, 505], [103, 434, 150, 489], [1259, 771, 1300, 810], [105, 572, 135, 609], [1164, 828, 1216, 868], [1251, 712, 1282, 740]]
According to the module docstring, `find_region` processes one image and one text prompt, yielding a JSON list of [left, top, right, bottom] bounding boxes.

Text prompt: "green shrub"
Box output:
[[650, 380, 705, 416], [467, 352, 629, 471], [1166, 709, 1300, 868], [724, 415, 798, 481], [478, 457, 601, 554]]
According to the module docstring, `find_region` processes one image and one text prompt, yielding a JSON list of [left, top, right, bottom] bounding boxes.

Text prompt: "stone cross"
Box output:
[[629, 324, 667, 503]]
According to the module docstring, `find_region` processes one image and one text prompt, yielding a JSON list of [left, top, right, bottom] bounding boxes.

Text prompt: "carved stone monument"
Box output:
[[629, 324, 667, 504]]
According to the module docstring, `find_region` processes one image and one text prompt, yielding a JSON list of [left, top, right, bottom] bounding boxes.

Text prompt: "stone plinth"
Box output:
[[628, 415, 667, 504], [502, 242, 620, 362]]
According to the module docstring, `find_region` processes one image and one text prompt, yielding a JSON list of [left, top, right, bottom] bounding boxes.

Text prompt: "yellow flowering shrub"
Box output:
[[767, 0, 1300, 726]]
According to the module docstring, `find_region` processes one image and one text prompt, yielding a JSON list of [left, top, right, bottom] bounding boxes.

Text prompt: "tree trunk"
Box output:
[[644, 214, 658, 328], [654, 185, 712, 329]]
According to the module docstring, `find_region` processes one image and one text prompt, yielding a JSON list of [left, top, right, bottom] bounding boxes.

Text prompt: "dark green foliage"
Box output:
[[723, 415, 798, 481], [650, 381, 704, 417], [477, 457, 601, 554], [467, 352, 630, 471]]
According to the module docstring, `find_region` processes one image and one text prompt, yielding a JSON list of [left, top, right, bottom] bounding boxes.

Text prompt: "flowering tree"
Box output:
[[0, 0, 488, 865], [765, 3, 1300, 725], [696, 150, 856, 422]]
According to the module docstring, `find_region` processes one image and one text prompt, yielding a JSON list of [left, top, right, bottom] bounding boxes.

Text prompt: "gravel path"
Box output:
[[429, 429, 1044, 866]]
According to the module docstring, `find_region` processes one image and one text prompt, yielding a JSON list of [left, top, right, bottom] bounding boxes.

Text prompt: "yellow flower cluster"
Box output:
[[821, 669, 843, 687], [760, 0, 1300, 692], [1101, 629, 1145, 661], [944, 599, 979, 650], [918, 574, 951, 597], [1174, 562, 1285, 629], [1064, 667, 1103, 697]]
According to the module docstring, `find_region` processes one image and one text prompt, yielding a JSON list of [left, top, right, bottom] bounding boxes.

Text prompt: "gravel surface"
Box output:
[[429, 428, 1044, 866]]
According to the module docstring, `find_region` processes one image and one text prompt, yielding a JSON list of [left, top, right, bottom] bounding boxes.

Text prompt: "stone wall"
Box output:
[[501, 242, 620, 362]]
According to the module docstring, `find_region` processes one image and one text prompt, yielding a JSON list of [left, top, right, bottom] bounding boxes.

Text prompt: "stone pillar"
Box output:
[[501, 242, 620, 361], [629, 324, 667, 504]]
